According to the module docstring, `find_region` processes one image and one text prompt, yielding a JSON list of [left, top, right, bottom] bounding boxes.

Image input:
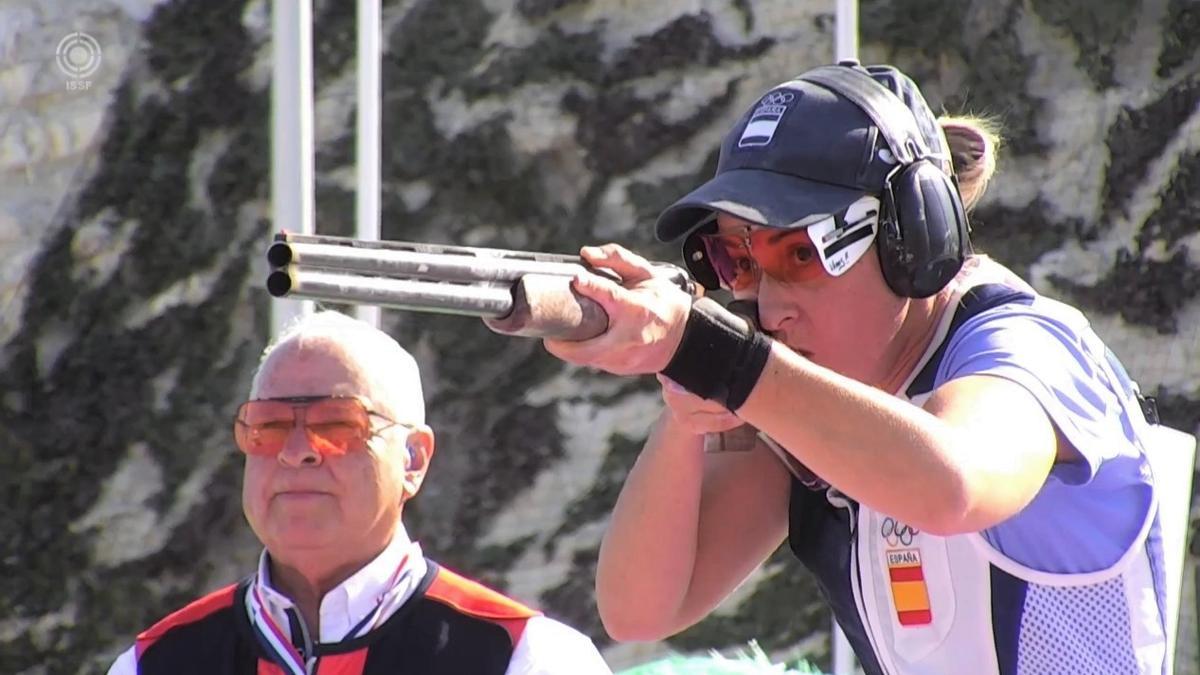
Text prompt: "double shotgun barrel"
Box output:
[[265, 232, 694, 340]]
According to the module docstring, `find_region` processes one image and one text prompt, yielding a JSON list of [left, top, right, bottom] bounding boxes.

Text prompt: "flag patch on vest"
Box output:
[[886, 549, 932, 626]]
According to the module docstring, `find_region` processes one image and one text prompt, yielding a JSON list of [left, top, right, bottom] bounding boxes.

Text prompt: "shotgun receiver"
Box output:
[[265, 232, 695, 340]]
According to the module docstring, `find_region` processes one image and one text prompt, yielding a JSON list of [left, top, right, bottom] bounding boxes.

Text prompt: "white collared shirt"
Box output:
[[108, 526, 611, 674], [252, 527, 424, 643]]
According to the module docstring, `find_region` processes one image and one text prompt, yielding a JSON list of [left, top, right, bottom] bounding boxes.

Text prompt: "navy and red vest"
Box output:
[[133, 561, 537, 674]]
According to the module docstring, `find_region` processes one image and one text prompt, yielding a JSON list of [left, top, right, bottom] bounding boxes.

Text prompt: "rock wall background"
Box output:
[[0, 0, 1196, 673]]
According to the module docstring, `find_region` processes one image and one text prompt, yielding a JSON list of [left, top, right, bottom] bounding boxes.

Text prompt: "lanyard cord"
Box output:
[[247, 583, 309, 675], [246, 552, 413, 672]]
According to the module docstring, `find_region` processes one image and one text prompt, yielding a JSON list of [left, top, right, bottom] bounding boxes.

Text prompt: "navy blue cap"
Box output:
[[655, 62, 950, 242]]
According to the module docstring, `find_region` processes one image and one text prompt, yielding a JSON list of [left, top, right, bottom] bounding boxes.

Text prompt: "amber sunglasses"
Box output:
[[233, 395, 403, 457]]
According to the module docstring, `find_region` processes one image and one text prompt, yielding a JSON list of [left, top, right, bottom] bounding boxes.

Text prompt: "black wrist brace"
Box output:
[[660, 298, 772, 411]]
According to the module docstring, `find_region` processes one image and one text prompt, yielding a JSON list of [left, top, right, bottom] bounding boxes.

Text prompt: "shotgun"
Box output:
[[264, 231, 763, 454], [265, 231, 695, 340]]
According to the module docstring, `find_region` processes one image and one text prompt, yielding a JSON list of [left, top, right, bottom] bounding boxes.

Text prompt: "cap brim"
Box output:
[[655, 169, 865, 241]]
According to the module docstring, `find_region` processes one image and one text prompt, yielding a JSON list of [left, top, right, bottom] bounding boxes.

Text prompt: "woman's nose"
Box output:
[[754, 275, 798, 333]]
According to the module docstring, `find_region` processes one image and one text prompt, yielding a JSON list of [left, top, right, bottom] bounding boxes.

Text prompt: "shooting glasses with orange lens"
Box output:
[[681, 196, 881, 292], [695, 226, 826, 292], [233, 396, 403, 457]]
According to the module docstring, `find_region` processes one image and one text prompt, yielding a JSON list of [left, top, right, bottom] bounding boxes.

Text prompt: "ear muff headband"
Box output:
[[800, 66, 932, 165], [798, 64, 970, 298]]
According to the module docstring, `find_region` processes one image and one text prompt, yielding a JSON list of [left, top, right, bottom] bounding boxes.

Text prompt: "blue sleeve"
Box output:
[[934, 302, 1154, 574]]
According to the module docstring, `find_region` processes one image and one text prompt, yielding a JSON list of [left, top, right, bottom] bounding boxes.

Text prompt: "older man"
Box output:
[[108, 311, 611, 674]]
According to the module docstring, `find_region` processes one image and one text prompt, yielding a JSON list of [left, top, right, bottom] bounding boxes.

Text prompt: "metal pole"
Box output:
[[832, 618, 856, 675], [1194, 564, 1199, 675], [831, 6, 860, 674], [271, 0, 316, 334], [835, 0, 858, 63], [355, 0, 382, 328]]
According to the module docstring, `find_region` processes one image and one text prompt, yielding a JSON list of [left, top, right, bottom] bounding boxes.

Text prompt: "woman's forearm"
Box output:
[[737, 343, 972, 532], [595, 412, 706, 640]]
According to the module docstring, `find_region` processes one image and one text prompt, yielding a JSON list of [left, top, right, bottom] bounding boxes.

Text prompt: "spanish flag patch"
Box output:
[[886, 549, 932, 626]]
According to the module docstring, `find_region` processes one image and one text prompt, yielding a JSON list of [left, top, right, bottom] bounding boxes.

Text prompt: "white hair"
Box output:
[[250, 310, 425, 424]]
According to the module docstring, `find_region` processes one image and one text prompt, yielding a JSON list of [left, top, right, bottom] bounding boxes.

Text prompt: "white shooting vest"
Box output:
[[782, 275, 1169, 675]]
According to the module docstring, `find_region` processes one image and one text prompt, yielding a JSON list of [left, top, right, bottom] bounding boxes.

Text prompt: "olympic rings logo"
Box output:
[[880, 517, 919, 547], [759, 91, 794, 106], [56, 32, 103, 80]]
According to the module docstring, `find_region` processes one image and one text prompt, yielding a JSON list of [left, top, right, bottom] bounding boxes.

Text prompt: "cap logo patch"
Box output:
[[738, 90, 794, 148]]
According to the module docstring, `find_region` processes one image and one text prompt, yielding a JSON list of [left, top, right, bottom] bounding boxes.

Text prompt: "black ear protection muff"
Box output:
[[799, 63, 971, 298]]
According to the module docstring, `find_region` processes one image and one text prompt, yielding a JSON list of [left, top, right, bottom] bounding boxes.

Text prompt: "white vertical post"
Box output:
[[271, 0, 316, 335], [830, 7, 860, 673], [831, 618, 856, 675], [355, 0, 382, 328], [835, 0, 858, 63]]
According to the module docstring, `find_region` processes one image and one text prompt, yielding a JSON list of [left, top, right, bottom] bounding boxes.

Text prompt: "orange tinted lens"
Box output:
[[235, 400, 296, 456], [700, 234, 760, 291], [302, 399, 372, 455], [751, 229, 826, 284], [701, 229, 826, 290], [233, 398, 373, 457]]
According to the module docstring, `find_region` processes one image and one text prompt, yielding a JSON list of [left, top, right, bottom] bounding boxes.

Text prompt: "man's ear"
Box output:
[[400, 425, 435, 497]]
